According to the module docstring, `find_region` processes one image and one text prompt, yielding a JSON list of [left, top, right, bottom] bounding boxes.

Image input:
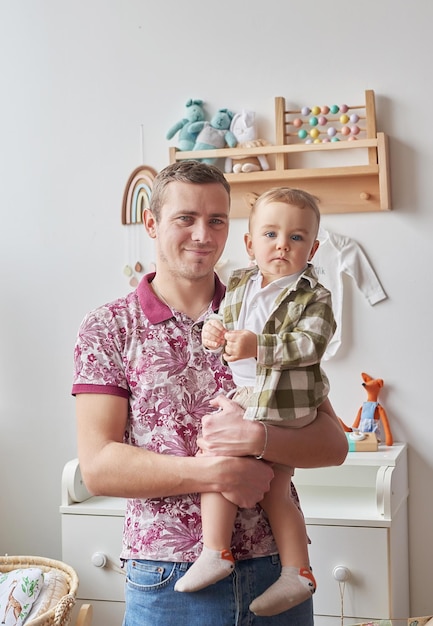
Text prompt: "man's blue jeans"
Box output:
[[122, 555, 314, 625]]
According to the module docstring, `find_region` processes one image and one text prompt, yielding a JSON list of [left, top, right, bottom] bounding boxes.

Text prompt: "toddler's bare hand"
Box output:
[[223, 330, 257, 362]]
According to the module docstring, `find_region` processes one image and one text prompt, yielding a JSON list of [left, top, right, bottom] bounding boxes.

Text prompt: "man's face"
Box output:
[[147, 181, 230, 281]]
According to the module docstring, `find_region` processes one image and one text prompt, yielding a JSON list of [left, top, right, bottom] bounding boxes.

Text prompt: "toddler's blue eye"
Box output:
[[291, 234, 302, 241]]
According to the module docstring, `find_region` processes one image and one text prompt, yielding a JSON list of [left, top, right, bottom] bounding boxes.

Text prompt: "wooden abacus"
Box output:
[[169, 90, 391, 217], [277, 93, 376, 146]]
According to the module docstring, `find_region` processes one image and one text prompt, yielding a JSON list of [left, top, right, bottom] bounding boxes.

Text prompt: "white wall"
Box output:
[[1, 0, 432, 616]]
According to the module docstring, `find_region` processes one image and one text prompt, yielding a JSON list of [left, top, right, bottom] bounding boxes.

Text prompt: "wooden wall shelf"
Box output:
[[169, 91, 391, 218]]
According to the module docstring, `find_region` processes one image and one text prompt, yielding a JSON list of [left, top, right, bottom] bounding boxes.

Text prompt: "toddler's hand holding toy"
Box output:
[[203, 318, 258, 362], [202, 318, 226, 350]]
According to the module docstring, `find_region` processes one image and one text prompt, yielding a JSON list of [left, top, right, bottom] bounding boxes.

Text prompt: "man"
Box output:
[[73, 160, 348, 625]]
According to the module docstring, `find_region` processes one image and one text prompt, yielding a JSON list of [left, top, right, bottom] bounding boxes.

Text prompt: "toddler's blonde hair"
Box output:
[[250, 187, 321, 229]]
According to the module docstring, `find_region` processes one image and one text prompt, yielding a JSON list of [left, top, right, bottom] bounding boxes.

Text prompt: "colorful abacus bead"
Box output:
[[293, 118, 303, 128], [330, 104, 339, 114], [341, 126, 351, 136], [340, 104, 349, 113], [298, 129, 308, 139], [327, 127, 337, 137], [301, 106, 311, 116], [311, 105, 321, 115]]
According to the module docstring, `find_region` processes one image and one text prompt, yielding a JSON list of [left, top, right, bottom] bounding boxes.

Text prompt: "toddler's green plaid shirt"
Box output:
[[220, 264, 336, 425]]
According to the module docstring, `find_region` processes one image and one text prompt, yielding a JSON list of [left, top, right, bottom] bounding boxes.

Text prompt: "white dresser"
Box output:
[[61, 444, 409, 626], [294, 443, 409, 624], [60, 459, 126, 626]]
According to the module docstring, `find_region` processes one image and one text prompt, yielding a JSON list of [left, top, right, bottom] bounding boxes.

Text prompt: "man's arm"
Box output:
[[76, 393, 274, 507], [198, 395, 348, 468]]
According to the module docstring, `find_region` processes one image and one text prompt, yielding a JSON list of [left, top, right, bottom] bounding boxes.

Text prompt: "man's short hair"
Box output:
[[150, 161, 231, 221]]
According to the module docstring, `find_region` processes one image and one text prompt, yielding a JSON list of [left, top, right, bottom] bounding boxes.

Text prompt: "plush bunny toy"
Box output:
[[225, 110, 270, 173]]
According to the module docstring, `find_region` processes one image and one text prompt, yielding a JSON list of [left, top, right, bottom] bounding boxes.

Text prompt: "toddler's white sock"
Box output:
[[249, 566, 316, 616], [174, 546, 235, 593]]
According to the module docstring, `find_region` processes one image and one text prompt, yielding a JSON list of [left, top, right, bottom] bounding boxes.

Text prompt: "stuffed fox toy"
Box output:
[[340, 372, 393, 446]]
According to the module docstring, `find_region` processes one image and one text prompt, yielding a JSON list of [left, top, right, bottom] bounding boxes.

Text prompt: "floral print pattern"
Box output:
[[72, 275, 278, 562]]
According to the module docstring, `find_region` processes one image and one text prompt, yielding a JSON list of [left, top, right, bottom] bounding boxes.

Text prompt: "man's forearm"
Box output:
[[199, 395, 348, 468], [80, 440, 274, 508], [264, 408, 348, 468], [81, 443, 178, 498], [80, 441, 225, 499]]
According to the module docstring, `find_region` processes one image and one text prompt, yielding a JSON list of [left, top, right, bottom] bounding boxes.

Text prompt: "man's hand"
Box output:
[[220, 456, 274, 508], [198, 395, 264, 458]]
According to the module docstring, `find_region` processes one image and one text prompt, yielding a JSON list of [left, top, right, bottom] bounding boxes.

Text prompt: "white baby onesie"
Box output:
[[312, 228, 387, 360]]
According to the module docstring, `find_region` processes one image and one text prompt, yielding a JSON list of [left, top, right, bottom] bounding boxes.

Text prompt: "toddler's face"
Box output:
[[244, 201, 319, 287]]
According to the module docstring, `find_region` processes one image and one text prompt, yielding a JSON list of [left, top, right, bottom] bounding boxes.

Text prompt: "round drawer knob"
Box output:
[[333, 565, 350, 582], [91, 552, 108, 568]]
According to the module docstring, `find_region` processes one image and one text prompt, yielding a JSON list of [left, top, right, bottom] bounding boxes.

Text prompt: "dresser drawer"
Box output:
[[307, 524, 389, 620], [61, 514, 125, 601], [72, 599, 125, 626]]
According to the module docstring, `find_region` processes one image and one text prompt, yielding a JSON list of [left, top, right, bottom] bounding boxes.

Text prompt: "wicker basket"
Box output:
[[0, 555, 79, 626]]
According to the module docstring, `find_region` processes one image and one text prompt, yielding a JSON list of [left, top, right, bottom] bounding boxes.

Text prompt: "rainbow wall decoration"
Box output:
[[121, 165, 157, 225]]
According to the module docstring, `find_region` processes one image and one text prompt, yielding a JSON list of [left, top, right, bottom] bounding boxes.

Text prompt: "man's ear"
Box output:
[[308, 239, 320, 261], [143, 208, 157, 239], [244, 232, 255, 260]]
